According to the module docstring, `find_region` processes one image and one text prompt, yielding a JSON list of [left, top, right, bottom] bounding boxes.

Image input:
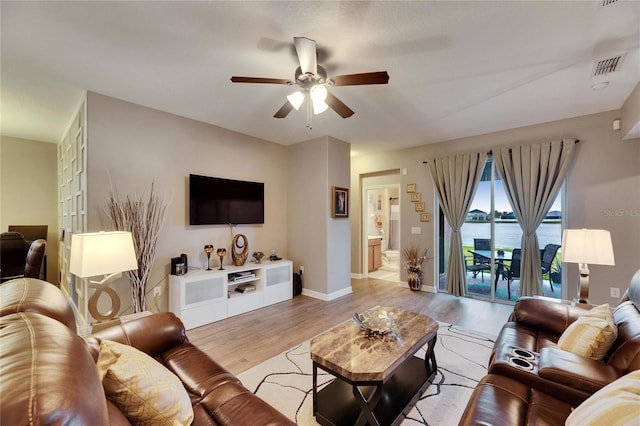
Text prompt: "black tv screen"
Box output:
[[189, 174, 264, 225]]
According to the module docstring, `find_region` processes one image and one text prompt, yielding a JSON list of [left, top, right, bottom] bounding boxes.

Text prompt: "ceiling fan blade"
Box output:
[[325, 91, 355, 119], [330, 71, 389, 86], [231, 76, 292, 85], [273, 102, 294, 119], [294, 37, 318, 76]]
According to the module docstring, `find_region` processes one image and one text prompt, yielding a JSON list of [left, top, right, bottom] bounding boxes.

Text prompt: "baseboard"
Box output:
[[398, 282, 437, 293], [302, 286, 353, 301], [351, 273, 363, 279]]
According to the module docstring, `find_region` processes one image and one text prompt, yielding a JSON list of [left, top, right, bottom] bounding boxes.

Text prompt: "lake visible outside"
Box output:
[[461, 221, 562, 251]]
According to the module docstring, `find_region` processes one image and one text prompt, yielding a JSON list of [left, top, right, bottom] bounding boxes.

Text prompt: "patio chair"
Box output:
[[501, 248, 521, 300], [466, 238, 491, 282], [540, 243, 561, 291]]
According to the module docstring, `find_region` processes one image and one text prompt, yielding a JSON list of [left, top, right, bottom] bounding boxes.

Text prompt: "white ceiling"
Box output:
[[2, 1, 639, 156]]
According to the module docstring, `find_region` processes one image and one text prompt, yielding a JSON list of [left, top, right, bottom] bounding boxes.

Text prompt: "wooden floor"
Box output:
[[187, 278, 514, 375]]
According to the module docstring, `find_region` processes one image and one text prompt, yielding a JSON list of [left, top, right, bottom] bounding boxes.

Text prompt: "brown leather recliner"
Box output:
[[459, 269, 640, 425], [0, 234, 46, 282], [0, 278, 295, 426], [0, 232, 31, 281], [24, 238, 46, 279]]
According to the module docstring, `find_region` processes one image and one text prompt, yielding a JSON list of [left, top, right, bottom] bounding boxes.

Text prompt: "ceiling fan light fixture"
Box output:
[[310, 84, 328, 103], [313, 99, 329, 115], [287, 91, 305, 110]]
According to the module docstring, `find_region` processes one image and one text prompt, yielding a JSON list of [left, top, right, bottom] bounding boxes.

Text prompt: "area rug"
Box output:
[[237, 322, 496, 425]]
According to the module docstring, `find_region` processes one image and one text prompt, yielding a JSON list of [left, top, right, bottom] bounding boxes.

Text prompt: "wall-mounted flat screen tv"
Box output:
[[189, 174, 264, 225]]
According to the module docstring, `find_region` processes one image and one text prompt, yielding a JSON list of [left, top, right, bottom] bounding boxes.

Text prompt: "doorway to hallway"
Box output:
[[362, 172, 401, 283]]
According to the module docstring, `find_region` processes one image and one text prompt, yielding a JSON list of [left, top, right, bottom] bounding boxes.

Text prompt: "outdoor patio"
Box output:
[[439, 272, 562, 302]]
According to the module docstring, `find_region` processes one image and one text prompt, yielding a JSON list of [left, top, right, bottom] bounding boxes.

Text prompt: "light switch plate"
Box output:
[[411, 227, 421, 234]]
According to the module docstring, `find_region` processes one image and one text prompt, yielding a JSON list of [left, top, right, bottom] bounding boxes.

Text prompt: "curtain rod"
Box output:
[[422, 139, 580, 164]]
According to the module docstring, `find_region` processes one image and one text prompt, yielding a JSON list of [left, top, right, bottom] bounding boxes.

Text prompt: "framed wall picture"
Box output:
[[406, 183, 416, 193], [420, 212, 431, 222], [332, 186, 349, 218], [410, 192, 421, 202], [415, 202, 425, 212]]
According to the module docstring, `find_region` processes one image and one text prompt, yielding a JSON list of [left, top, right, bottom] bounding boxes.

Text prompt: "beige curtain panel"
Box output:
[[494, 139, 577, 297], [428, 152, 487, 296]]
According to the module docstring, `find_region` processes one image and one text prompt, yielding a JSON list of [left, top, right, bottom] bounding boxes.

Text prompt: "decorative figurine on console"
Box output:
[[231, 234, 249, 266], [253, 251, 265, 264], [269, 249, 282, 262]]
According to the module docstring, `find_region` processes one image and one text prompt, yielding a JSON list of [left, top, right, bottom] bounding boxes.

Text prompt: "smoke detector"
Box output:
[[591, 81, 610, 91]]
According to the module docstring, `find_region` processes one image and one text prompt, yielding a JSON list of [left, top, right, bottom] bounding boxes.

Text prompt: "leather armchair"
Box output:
[[24, 238, 46, 279], [0, 232, 30, 281]]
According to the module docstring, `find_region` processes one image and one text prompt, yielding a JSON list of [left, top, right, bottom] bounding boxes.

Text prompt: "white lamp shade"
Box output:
[[310, 85, 327, 103], [562, 229, 615, 266], [313, 99, 329, 114], [70, 231, 138, 278], [286, 91, 305, 110]]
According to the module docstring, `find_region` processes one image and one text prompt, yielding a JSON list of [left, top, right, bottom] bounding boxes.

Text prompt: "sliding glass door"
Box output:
[[438, 158, 563, 302]]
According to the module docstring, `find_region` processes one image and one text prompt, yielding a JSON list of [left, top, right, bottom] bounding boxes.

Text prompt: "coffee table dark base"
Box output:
[[314, 351, 437, 426]]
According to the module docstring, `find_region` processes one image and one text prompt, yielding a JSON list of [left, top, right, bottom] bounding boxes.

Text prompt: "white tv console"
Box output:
[[169, 259, 293, 330]]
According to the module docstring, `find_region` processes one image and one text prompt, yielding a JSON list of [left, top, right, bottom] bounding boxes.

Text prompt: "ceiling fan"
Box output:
[[231, 37, 389, 128]]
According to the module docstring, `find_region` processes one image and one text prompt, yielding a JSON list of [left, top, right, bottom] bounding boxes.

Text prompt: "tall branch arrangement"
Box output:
[[403, 245, 431, 273], [106, 182, 167, 313]]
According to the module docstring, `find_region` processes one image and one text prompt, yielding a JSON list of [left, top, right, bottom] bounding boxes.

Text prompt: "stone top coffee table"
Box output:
[[310, 306, 438, 426]]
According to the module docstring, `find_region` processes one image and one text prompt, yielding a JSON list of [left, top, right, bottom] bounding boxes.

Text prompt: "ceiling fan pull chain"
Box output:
[[306, 99, 313, 130]]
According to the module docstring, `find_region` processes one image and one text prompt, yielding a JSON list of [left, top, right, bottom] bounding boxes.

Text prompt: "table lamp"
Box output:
[[70, 231, 138, 321], [562, 229, 615, 304]]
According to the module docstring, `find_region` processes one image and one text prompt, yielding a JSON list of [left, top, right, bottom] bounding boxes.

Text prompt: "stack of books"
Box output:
[[234, 283, 256, 293]]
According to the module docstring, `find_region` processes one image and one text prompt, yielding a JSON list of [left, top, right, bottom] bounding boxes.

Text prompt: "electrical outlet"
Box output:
[[154, 286, 162, 297], [411, 227, 421, 234], [610, 287, 620, 298]]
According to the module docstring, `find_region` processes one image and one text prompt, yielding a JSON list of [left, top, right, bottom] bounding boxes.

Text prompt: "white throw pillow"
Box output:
[[96, 339, 194, 426], [557, 303, 617, 360], [565, 370, 640, 426]]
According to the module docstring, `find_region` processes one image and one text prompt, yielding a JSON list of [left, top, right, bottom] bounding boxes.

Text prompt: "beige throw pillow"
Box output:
[[557, 303, 617, 360], [565, 370, 640, 426], [96, 339, 194, 426]]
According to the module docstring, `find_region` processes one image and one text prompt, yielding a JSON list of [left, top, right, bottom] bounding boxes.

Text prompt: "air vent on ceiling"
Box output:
[[599, 0, 619, 7], [592, 55, 624, 76]]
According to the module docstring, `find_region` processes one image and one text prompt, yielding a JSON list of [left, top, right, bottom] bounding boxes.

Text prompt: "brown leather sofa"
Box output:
[[459, 269, 640, 425], [0, 278, 295, 425]]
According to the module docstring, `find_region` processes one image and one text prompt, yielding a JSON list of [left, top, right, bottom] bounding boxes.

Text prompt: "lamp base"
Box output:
[[572, 299, 594, 310], [87, 272, 122, 322], [577, 264, 590, 304]]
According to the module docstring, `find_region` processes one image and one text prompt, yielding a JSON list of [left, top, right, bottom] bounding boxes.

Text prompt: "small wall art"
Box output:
[[410, 192, 421, 202], [420, 212, 432, 222], [406, 183, 416, 193], [332, 186, 349, 218], [415, 202, 425, 212]]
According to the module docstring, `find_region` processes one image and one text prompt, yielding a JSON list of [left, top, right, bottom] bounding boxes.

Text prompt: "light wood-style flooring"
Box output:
[[187, 278, 514, 375]]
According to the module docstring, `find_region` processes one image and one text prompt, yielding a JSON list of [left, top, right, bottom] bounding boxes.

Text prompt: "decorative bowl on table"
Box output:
[[352, 307, 399, 338]]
